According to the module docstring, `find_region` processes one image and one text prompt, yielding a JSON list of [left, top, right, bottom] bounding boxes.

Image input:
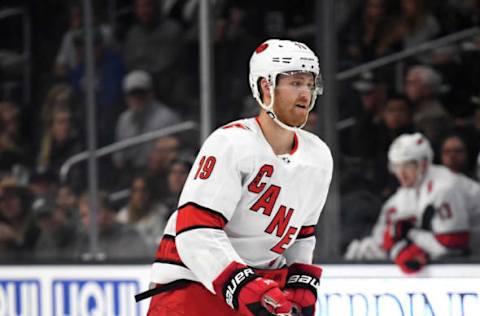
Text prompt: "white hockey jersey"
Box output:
[[370, 165, 473, 259], [149, 117, 333, 293]]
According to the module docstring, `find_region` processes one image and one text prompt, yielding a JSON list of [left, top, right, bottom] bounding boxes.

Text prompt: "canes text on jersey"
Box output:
[[248, 164, 298, 254]]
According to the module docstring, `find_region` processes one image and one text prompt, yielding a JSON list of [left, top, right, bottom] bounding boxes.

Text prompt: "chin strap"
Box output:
[[255, 85, 309, 132]]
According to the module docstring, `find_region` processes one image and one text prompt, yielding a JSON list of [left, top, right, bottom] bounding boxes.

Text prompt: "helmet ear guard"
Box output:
[[249, 39, 322, 131]]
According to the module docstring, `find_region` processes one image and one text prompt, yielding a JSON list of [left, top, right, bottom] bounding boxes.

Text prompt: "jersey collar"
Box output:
[[254, 117, 299, 156]]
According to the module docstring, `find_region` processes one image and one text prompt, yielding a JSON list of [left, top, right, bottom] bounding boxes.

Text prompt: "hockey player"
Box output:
[[136, 39, 333, 315], [345, 133, 474, 273]]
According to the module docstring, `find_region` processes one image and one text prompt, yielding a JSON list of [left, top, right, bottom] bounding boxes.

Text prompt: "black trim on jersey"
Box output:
[[177, 225, 224, 236], [154, 259, 187, 267], [162, 234, 175, 240], [297, 233, 315, 239], [135, 279, 196, 302], [178, 201, 229, 224], [297, 225, 316, 239]]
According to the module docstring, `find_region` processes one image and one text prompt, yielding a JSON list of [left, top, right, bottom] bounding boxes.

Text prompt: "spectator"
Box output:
[[0, 180, 39, 261], [0, 102, 26, 173], [395, 0, 441, 49], [440, 134, 474, 178], [34, 196, 76, 260], [117, 176, 168, 252], [28, 168, 58, 205], [73, 191, 149, 260], [349, 71, 388, 159], [161, 159, 192, 214], [114, 71, 181, 173], [36, 107, 83, 182], [345, 133, 474, 273], [471, 96, 480, 161], [404, 65, 451, 150], [374, 94, 415, 197], [144, 136, 182, 198], [339, 0, 401, 66], [40, 83, 78, 131], [53, 2, 115, 78], [70, 28, 125, 146], [123, 0, 185, 104]]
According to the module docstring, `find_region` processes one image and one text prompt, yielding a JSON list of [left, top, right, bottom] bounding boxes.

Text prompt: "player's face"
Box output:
[[274, 72, 315, 127], [392, 161, 419, 187]]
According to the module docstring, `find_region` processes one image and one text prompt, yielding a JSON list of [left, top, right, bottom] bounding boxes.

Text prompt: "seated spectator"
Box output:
[[36, 107, 83, 182], [162, 159, 192, 214], [404, 65, 452, 151], [70, 28, 125, 146], [114, 71, 181, 174], [144, 136, 182, 198], [0, 180, 39, 261], [349, 71, 387, 159], [375, 95, 416, 197], [73, 192, 150, 260], [0, 102, 27, 173], [339, 0, 401, 66], [34, 196, 76, 260], [345, 133, 475, 273], [117, 175, 168, 252], [440, 134, 475, 178], [53, 2, 115, 79], [40, 83, 78, 131], [34, 184, 79, 259], [395, 0, 441, 49], [123, 0, 185, 104], [472, 97, 480, 160]]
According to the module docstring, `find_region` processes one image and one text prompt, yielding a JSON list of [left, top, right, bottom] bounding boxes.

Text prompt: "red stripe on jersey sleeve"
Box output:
[[154, 235, 186, 266], [297, 225, 315, 239], [435, 232, 470, 249], [176, 202, 228, 235]]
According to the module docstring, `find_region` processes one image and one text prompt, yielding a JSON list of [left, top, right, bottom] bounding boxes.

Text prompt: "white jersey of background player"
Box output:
[[346, 133, 473, 273], [140, 39, 333, 316]]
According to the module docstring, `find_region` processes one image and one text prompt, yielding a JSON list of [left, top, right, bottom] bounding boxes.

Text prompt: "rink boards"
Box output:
[[0, 263, 479, 316]]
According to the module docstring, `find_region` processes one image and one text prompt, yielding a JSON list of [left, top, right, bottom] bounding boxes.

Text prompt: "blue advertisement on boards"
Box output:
[[0, 280, 41, 316], [52, 279, 140, 316]]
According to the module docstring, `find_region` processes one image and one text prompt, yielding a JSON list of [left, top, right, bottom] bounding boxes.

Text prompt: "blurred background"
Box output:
[[0, 0, 479, 264]]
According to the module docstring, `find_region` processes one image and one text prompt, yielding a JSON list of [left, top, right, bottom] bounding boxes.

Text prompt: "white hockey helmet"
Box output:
[[388, 133, 434, 166], [249, 39, 323, 131]]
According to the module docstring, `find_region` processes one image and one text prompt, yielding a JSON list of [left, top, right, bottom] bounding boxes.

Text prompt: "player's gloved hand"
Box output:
[[283, 263, 322, 316], [213, 261, 293, 316], [390, 240, 429, 274], [392, 219, 415, 242], [384, 218, 415, 251]]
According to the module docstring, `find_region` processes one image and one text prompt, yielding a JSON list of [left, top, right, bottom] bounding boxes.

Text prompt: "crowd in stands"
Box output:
[[0, 0, 479, 263]]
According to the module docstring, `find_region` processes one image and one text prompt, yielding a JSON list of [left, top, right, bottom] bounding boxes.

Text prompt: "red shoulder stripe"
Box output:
[[297, 225, 315, 239], [154, 235, 186, 267], [176, 202, 228, 235], [435, 232, 470, 249]]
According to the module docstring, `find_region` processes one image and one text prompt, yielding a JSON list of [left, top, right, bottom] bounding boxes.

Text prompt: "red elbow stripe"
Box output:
[[154, 235, 185, 267], [176, 202, 228, 235], [435, 232, 470, 249], [297, 225, 315, 239]]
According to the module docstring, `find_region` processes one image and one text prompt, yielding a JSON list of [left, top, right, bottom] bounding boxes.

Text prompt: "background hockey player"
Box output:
[[136, 39, 333, 315], [345, 133, 478, 273]]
